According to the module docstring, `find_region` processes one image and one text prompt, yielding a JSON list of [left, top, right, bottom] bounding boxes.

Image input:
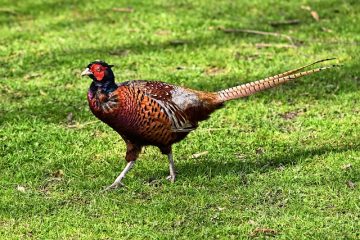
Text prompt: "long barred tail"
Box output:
[[216, 58, 339, 102]]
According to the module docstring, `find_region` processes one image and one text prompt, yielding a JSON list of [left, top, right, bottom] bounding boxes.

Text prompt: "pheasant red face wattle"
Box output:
[[90, 63, 107, 81]]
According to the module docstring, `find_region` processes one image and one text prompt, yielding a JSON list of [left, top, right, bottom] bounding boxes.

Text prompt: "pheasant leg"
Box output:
[[166, 153, 176, 183], [104, 161, 135, 191]]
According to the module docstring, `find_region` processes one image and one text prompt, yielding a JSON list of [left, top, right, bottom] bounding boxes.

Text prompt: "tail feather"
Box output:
[[216, 59, 338, 102], [262, 58, 336, 80]]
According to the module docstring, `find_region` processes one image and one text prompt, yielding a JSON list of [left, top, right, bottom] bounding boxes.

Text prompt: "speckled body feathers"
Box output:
[[88, 80, 222, 157]]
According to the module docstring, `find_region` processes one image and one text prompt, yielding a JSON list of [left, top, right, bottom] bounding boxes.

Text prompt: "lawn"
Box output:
[[1, 0, 359, 239]]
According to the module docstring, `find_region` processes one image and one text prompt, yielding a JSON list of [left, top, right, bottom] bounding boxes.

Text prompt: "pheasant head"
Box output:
[[81, 60, 115, 83]]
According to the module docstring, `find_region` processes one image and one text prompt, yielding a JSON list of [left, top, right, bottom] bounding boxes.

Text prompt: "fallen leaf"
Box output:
[[211, 213, 220, 221], [112, 7, 133, 13], [250, 228, 278, 237], [341, 164, 352, 170], [321, 27, 333, 33], [24, 72, 41, 80], [255, 148, 264, 155], [217, 206, 225, 211], [16, 185, 26, 193], [301, 6, 320, 22], [52, 169, 64, 178], [346, 181, 356, 189], [235, 153, 246, 160], [311, 11, 320, 21], [280, 109, 305, 120], [277, 165, 285, 171], [155, 30, 171, 36], [26, 231, 33, 238], [248, 220, 256, 225], [204, 66, 226, 76], [281, 111, 299, 120], [192, 151, 208, 158], [301, 5, 312, 11]]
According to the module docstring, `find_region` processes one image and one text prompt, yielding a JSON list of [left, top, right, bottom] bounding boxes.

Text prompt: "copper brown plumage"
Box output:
[[81, 59, 338, 190]]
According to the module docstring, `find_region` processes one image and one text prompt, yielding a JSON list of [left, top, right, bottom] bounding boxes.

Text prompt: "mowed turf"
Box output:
[[0, 0, 359, 239]]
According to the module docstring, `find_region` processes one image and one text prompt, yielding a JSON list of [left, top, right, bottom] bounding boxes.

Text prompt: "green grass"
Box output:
[[1, 0, 359, 239]]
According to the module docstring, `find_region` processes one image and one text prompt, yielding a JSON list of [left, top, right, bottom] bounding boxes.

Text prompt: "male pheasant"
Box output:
[[81, 58, 337, 190]]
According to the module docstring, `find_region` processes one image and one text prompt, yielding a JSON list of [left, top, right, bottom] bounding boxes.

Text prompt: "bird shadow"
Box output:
[[147, 139, 360, 181]]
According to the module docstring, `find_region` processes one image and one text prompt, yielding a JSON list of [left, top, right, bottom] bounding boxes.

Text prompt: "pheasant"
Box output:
[[81, 58, 337, 190]]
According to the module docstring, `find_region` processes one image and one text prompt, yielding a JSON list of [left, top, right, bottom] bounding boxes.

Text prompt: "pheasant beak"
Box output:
[[81, 68, 93, 77]]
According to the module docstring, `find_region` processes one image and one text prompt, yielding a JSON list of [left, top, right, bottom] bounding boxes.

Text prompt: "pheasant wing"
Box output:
[[132, 81, 197, 132]]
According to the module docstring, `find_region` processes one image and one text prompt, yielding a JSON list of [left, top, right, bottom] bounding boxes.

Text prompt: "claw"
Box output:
[[101, 161, 135, 192], [102, 181, 125, 192], [166, 175, 176, 183]]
